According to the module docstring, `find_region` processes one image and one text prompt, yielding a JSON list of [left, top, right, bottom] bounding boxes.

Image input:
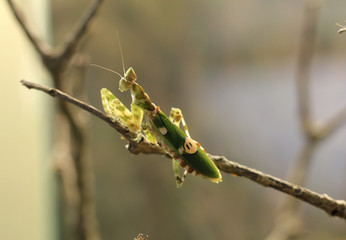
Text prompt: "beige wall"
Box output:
[[0, 1, 55, 240]]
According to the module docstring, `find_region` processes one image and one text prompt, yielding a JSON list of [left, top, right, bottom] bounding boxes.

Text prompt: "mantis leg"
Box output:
[[169, 107, 191, 187], [169, 108, 190, 137], [172, 158, 184, 188], [142, 120, 157, 144]]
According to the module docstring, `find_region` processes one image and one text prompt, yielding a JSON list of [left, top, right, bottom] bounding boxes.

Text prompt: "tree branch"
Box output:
[[9, 1, 104, 239], [8, 0, 104, 75], [21, 80, 346, 220], [295, 0, 319, 139], [7, 0, 52, 58], [213, 155, 346, 219], [266, 2, 346, 239], [59, 0, 103, 62], [20, 80, 166, 156]]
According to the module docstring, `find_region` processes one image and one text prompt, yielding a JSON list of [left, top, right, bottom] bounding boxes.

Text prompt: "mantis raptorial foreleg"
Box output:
[[101, 88, 143, 134]]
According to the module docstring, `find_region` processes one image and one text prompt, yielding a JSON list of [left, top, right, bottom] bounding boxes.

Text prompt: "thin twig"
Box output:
[[336, 22, 346, 34], [317, 105, 346, 139], [20, 79, 134, 136], [295, 0, 320, 138], [59, 0, 103, 61], [20, 80, 165, 156], [21, 80, 346, 220], [212, 155, 346, 219]]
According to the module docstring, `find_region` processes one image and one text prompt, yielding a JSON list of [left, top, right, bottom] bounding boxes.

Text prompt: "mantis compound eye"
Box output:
[[183, 137, 198, 154]]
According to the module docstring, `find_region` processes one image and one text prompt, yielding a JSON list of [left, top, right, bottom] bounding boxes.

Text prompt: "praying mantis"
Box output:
[[92, 39, 222, 188]]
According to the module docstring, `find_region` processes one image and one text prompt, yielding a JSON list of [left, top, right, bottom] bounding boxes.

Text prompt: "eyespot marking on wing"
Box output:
[[183, 137, 198, 154]]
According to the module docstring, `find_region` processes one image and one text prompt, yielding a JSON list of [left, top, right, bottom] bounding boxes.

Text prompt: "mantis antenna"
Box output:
[[89, 63, 123, 79], [90, 32, 127, 79], [116, 31, 126, 76]]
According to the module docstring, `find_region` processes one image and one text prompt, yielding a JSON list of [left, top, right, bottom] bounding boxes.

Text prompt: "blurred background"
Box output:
[[1, 0, 346, 239]]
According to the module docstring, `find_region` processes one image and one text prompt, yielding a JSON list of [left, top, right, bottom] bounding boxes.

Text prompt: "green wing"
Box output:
[[151, 110, 222, 182]]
